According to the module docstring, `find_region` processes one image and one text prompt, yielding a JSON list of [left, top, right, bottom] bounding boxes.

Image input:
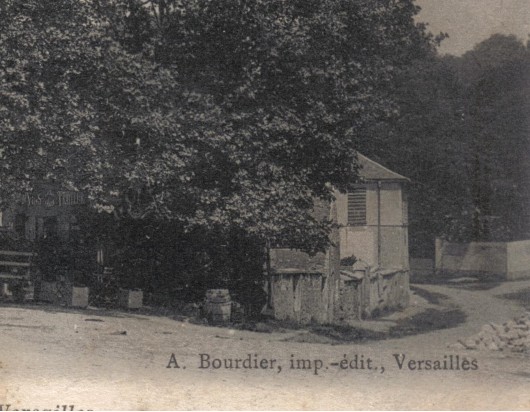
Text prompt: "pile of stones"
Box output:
[[453, 313, 530, 352]]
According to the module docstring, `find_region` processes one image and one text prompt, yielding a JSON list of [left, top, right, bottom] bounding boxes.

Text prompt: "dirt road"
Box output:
[[0, 281, 529, 410]]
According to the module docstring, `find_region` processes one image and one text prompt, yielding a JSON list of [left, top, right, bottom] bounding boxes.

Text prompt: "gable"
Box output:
[[357, 153, 409, 182]]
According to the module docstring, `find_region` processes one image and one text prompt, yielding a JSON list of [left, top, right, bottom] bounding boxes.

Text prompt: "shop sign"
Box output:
[[25, 190, 86, 208]]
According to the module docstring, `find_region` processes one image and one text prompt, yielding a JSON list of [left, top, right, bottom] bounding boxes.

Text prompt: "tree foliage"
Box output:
[[1, 0, 436, 253], [361, 34, 530, 253], [461, 35, 530, 241]]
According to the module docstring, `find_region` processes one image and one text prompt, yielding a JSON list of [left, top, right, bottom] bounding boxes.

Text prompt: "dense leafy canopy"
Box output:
[[0, 0, 436, 252]]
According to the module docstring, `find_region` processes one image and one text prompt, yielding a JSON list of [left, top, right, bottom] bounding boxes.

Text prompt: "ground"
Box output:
[[1, 280, 530, 410]]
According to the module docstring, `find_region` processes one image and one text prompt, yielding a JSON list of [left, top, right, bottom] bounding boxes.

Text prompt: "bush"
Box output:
[[340, 255, 357, 266]]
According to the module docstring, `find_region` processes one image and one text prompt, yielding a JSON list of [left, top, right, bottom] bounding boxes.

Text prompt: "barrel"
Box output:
[[205, 289, 231, 303], [205, 289, 231, 322]]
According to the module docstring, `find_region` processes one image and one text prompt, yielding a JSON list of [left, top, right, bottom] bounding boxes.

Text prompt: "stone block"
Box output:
[[67, 286, 89, 308], [118, 289, 143, 309], [486, 342, 500, 351]]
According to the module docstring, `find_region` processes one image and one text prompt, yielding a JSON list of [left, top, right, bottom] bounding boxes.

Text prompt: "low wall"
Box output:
[[335, 269, 409, 321], [435, 238, 530, 280], [271, 269, 409, 324], [335, 276, 363, 321], [364, 269, 409, 317], [507, 240, 530, 280], [270, 273, 336, 324]]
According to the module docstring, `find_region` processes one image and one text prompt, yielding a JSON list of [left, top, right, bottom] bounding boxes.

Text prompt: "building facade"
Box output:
[[1, 184, 86, 242], [335, 153, 409, 270], [268, 154, 411, 323]]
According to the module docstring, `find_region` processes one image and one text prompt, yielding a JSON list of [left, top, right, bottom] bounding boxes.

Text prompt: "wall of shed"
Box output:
[[380, 226, 409, 269], [335, 183, 408, 269], [338, 227, 377, 267]]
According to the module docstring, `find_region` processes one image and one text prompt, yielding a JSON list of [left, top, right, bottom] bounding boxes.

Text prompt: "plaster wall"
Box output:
[[506, 240, 530, 279]]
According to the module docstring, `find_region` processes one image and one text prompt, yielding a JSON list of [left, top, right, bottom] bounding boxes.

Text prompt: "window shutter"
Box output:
[[347, 188, 366, 226]]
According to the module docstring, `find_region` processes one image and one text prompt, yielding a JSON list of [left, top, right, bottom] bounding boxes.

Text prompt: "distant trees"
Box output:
[[461, 35, 530, 242], [359, 34, 530, 255]]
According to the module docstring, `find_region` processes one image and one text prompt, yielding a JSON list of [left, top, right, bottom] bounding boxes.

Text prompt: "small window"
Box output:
[[347, 188, 366, 226], [15, 213, 26, 237], [42, 216, 58, 239]]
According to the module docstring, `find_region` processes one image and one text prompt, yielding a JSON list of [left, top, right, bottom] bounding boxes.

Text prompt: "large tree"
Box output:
[[114, 0, 438, 250], [0, 0, 198, 210], [1, 0, 437, 254]]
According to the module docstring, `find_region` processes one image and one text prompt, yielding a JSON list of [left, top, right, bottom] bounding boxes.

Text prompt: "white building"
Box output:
[[335, 153, 409, 271]]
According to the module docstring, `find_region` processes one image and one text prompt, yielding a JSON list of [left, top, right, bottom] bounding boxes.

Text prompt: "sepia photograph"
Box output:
[[0, 0, 529, 409]]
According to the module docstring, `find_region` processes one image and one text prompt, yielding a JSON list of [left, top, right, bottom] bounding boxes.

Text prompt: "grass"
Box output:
[[389, 308, 466, 337], [297, 308, 467, 344], [498, 288, 530, 310], [410, 286, 448, 304], [412, 276, 502, 289], [223, 286, 467, 344], [232, 301, 467, 345], [446, 281, 502, 291]]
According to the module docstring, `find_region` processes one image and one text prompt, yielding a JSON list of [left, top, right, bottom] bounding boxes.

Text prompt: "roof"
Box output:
[[357, 153, 409, 182]]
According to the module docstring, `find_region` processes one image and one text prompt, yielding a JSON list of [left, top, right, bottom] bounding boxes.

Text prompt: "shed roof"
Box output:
[[357, 153, 409, 182]]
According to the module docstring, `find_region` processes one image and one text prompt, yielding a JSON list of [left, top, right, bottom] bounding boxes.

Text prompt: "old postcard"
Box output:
[[0, 0, 529, 410]]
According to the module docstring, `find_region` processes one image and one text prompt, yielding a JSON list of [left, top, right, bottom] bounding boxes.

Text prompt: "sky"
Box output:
[[416, 0, 530, 55]]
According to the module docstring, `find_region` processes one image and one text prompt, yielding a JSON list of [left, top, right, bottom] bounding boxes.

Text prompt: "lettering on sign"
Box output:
[[24, 191, 85, 208]]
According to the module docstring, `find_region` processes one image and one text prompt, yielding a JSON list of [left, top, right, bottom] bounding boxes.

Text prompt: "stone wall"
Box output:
[[334, 268, 409, 321], [435, 238, 530, 280], [335, 277, 362, 321], [268, 199, 340, 324], [506, 240, 530, 280], [365, 269, 409, 316], [271, 268, 409, 323], [270, 273, 332, 324]]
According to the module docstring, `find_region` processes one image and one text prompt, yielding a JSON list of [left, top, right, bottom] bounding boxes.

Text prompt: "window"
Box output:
[[347, 188, 366, 226], [43, 216, 58, 239], [15, 213, 26, 237]]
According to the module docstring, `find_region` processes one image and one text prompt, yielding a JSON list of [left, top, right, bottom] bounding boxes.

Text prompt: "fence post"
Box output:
[[434, 237, 443, 275]]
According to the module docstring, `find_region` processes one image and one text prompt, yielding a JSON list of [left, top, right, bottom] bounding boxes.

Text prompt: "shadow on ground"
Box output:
[[0, 286, 468, 345], [232, 287, 466, 344], [497, 288, 530, 310], [411, 276, 502, 291], [279, 307, 466, 344], [0, 301, 151, 320]]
